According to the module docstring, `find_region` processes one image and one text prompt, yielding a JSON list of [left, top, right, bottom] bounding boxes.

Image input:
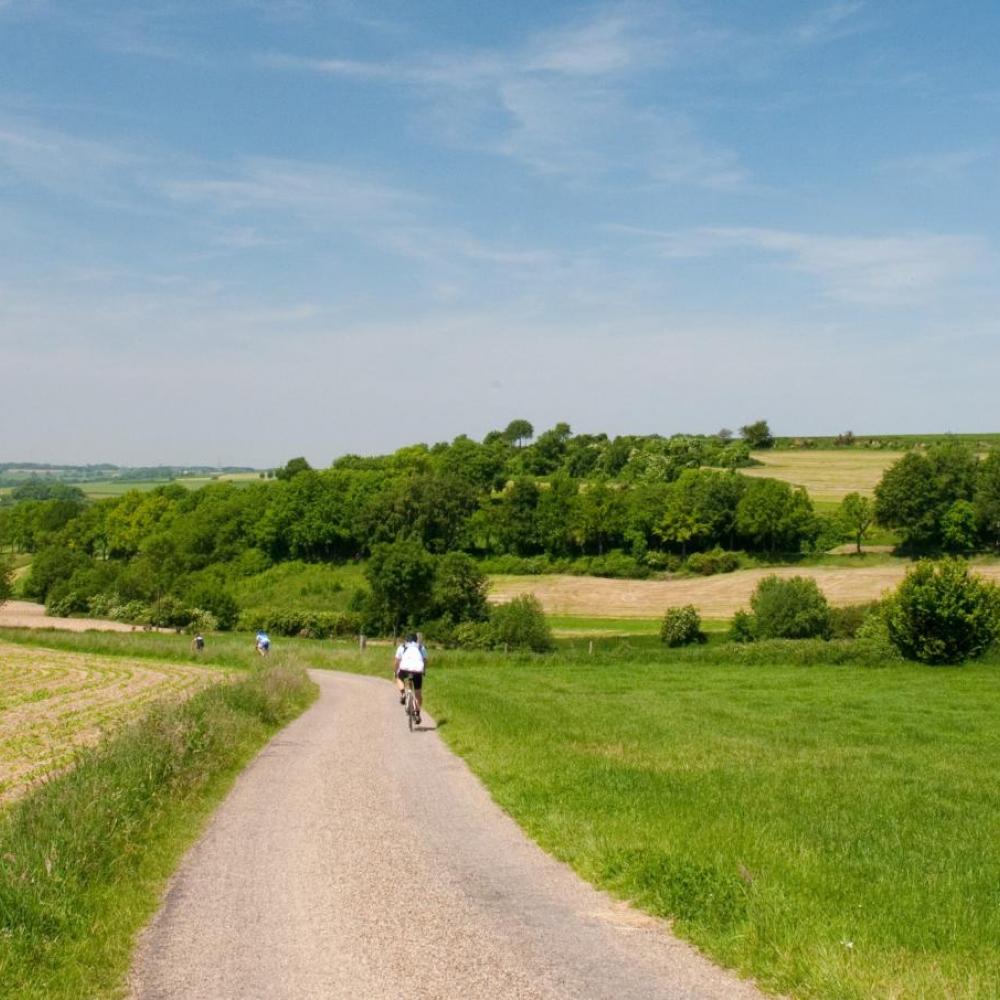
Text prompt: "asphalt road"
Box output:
[[130, 671, 766, 1000]]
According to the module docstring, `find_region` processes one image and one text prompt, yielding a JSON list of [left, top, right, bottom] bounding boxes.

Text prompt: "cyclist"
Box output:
[[191, 633, 205, 653], [393, 632, 427, 723], [255, 630, 271, 656]]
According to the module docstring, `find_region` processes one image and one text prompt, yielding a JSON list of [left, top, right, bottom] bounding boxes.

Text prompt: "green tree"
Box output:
[[502, 419, 534, 449], [839, 492, 875, 554], [885, 560, 1000, 664], [974, 449, 1000, 548], [874, 442, 978, 549], [364, 538, 436, 633], [523, 422, 571, 475], [735, 479, 816, 554], [0, 554, 13, 607], [431, 552, 489, 623], [941, 500, 978, 552], [275, 456, 313, 481], [740, 419, 774, 449]]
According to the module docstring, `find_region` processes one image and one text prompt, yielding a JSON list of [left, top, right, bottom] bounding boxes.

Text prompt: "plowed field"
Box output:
[[0, 642, 225, 803]]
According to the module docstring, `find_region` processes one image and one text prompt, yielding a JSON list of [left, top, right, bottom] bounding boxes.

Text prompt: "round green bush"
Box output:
[[489, 594, 554, 652], [659, 605, 706, 647], [749, 575, 831, 640], [727, 609, 757, 643], [885, 560, 1000, 664]]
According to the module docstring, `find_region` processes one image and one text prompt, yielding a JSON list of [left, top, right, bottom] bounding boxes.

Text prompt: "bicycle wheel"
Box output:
[[407, 692, 415, 732]]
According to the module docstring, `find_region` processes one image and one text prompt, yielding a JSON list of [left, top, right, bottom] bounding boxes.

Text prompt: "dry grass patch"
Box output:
[[740, 449, 904, 500], [0, 643, 225, 803], [490, 565, 1000, 619]]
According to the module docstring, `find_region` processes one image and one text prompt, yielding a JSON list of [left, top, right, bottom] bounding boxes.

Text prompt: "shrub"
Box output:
[[828, 601, 881, 639], [885, 560, 1000, 664], [728, 610, 757, 643], [684, 549, 740, 576], [489, 594, 554, 652], [750, 575, 831, 640], [659, 606, 706, 647], [453, 620, 496, 649], [854, 603, 901, 661], [185, 585, 239, 630], [431, 552, 489, 623], [645, 551, 683, 573]]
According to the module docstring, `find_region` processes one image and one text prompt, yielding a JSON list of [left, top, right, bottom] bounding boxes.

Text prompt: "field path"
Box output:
[[130, 671, 765, 1000]]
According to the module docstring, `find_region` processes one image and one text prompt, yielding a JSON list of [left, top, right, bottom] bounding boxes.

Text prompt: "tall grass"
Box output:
[[0, 662, 316, 999]]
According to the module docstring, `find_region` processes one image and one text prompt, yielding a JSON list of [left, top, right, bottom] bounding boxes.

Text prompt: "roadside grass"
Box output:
[[230, 560, 366, 614], [0, 659, 316, 1000], [326, 644, 1000, 999], [0, 627, 262, 671]]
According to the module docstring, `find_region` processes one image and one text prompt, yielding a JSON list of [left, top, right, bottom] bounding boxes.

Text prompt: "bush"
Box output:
[[645, 551, 683, 573], [885, 560, 1000, 664], [185, 585, 239, 631], [489, 594, 554, 652], [453, 620, 496, 650], [684, 549, 740, 576], [828, 601, 881, 639], [235, 608, 362, 639], [728, 610, 757, 643], [659, 605, 706, 647], [749, 575, 831, 640]]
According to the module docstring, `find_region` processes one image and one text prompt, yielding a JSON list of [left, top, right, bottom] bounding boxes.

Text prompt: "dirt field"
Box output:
[[740, 449, 903, 500], [0, 642, 224, 803], [0, 600, 165, 632], [490, 564, 1000, 619]]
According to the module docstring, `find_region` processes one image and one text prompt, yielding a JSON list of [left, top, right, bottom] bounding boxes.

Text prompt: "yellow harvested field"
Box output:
[[490, 564, 1000, 620], [740, 449, 904, 500], [0, 642, 225, 803]]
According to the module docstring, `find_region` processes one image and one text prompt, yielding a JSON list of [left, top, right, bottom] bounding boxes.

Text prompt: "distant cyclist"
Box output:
[[393, 632, 427, 723], [255, 630, 271, 656], [192, 633, 205, 653]]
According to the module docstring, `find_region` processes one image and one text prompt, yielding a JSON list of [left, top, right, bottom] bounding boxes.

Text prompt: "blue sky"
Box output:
[[2, 1, 998, 465]]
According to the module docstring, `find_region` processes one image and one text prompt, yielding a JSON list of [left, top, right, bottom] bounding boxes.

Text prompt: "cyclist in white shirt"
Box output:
[[393, 632, 428, 723]]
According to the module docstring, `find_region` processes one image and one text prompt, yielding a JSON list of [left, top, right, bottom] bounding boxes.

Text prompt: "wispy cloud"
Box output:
[[883, 149, 990, 183], [263, 7, 746, 190], [616, 224, 988, 305], [791, 2, 868, 45]]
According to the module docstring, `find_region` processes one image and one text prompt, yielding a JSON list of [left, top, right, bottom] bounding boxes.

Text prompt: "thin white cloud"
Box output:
[[262, 7, 746, 190], [792, 2, 867, 45], [617, 224, 988, 305], [884, 149, 989, 183]]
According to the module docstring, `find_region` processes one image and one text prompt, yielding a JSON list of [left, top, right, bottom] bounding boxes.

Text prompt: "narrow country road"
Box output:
[[130, 671, 766, 1000]]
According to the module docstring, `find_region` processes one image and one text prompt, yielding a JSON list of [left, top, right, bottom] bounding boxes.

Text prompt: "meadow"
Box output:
[[327, 643, 1000, 1000], [3, 627, 998, 997]]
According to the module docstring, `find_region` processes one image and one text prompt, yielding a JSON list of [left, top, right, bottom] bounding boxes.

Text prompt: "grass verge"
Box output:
[[0, 660, 317, 999]]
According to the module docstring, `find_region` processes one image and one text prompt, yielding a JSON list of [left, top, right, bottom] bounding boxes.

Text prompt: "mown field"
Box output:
[[328, 644, 1000, 1000], [0, 640, 229, 802], [741, 449, 903, 501], [490, 561, 1000, 618], [79, 472, 264, 499]]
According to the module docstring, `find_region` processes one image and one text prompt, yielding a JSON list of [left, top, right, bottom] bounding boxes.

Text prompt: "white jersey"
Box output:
[[396, 642, 426, 673]]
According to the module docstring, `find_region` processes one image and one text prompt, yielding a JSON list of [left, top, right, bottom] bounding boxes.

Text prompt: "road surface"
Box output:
[[130, 671, 767, 1000]]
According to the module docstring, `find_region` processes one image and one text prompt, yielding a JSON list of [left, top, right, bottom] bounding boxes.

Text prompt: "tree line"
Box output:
[[3, 427, 1000, 633]]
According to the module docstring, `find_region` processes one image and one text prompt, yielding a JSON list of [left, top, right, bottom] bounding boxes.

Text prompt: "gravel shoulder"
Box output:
[[130, 671, 767, 1000]]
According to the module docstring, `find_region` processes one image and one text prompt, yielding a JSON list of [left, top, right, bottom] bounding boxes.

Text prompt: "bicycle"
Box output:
[[402, 676, 420, 731]]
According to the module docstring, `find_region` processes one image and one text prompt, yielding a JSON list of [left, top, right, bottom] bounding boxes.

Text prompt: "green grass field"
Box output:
[[321, 642, 1000, 1000]]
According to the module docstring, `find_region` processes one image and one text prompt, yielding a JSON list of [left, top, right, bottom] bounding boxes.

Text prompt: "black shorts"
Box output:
[[398, 670, 424, 690]]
